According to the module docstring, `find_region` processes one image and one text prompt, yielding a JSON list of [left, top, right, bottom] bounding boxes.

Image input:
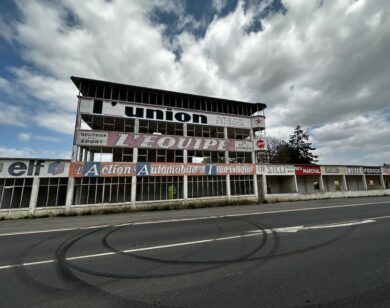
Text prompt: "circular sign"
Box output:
[[256, 139, 265, 149]]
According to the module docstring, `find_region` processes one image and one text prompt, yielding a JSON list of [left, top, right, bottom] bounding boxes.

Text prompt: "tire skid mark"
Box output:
[[62, 217, 271, 279]]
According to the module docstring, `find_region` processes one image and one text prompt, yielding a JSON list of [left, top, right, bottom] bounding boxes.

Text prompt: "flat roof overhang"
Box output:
[[71, 76, 266, 116]]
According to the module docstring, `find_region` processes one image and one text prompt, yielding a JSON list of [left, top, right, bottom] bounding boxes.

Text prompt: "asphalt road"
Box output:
[[0, 196, 390, 307]]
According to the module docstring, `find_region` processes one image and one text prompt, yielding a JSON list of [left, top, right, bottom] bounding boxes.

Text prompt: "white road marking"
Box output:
[[0, 214, 387, 271], [0, 232, 263, 270], [0, 225, 110, 237], [0, 200, 389, 237], [304, 219, 375, 230], [248, 219, 377, 233]]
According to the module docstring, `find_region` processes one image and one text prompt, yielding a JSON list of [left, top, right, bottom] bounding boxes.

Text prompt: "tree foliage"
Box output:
[[258, 126, 318, 164], [288, 125, 318, 164]]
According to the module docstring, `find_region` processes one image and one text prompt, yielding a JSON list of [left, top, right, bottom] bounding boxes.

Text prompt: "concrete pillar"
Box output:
[[319, 175, 325, 193], [131, 119, 139, 205], [342, 175, 348, 191], [182, 123, 188, 200], [65, 177, 75, 211], [256, 174, 265, 203], [226, 175, 231, 199], [83, 149, 88, 162], [379, 175, 386, 189], [224, 127, 230, 199], [293, 174, 299, 193], [362, 174, 368, 190], [67, 98, 82, 212], [29, 177, 40, 215]]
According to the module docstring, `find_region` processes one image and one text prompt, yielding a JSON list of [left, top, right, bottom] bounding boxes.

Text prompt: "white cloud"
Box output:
[[17, 132, 31, 142], [0, 146, 70, 159], [33, 112, 75, 135], [34, 135, 61, 142], [9, 67, 77, 112], [212, 0, 228, 13], [0, 101, 28, 127], [0, 146, 35, 158], [311, 112, 390, 165], [17, 132, 61, 142]]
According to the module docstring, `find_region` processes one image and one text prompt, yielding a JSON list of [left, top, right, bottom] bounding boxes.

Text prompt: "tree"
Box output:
[[257, 137, 283, 163], [288, 125, 318, 164], [257, 137, 295, 164]]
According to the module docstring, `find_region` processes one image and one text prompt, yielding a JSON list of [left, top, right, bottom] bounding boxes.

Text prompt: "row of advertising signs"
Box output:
[[1, 160, 390, 178]]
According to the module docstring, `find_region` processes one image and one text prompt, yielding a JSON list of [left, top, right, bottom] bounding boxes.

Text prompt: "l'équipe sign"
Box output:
[[294, 165, 321, 176], [79, 98, 265, 129], [76, 130, 266, 152], [382, 167, 390, 175], [0, 160, 69, 178], [69, 162, 255, 177]]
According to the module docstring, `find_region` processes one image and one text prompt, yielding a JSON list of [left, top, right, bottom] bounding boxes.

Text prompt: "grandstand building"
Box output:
[[0, 77, 388, 218]]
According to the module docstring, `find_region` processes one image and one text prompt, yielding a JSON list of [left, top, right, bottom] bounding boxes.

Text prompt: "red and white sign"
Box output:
[[381, 167, 390, 175], [294, 165, 321, 176], [76, 130, 262, 152], [251, 116, 266, 128], [254, 138, 266, 150]]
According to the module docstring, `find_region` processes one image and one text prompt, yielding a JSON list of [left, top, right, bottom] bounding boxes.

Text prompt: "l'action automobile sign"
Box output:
[[70, 162, 256, 177]]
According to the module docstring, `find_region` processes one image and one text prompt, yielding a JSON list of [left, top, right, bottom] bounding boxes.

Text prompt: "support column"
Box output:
[[362, 174, 368, 190], [319, 175, 325, 193], [83, 149, 88, 162], [183, 123, 188, 200], [66, 97, 82, 212], [131, 119, 139, 205], [224, 127, 230, 200], [250, 128, 258, 200], [294, 175, 299, 193], [66, 144, 79, 212], [65, 177, 75, 211], [380, 175, 386, 190], [29, 177, 40, 215], [262, 174, 267, 198], [342, 175, 348, 192]]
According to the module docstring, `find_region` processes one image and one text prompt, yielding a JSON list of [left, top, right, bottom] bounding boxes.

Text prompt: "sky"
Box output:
[[0, 0, 389, 165]]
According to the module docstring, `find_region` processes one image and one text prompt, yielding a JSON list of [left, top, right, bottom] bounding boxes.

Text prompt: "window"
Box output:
[[230, 175, 254, 195], [36, 178, 68, 207], [0, 178, 33, 209], [188, 176, 226, 198], [74, 177, 132, 205], [136, 176, 183, 201]]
